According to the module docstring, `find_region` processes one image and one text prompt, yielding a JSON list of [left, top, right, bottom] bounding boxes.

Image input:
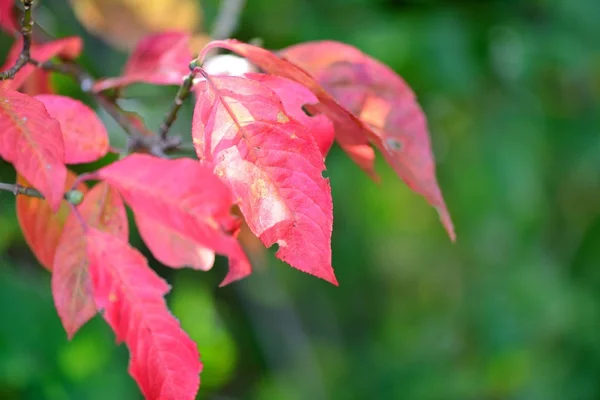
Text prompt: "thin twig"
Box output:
[[32, 59, 181, 156], [211, 0, 247, 40], [0, 182, 83, 204], [0, 0, 34, 80], [158, 61, 200, 140]]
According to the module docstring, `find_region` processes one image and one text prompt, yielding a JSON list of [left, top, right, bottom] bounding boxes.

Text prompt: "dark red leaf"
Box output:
[[193, 74, 336, 285], [0, 0, 18, 34], [0, 36, 83, 92], [244, 73, 335, 158], [86, 228, 201, 400], [52, 182, 128, 338], [199, 39, 377, 179], [96, 154, 251, 285], [93, 32, 193, 92], [35, 94, 109, 164], [281, 41, 455, 240], [17, 170, 87, 271], [0, 88, 66, 210]]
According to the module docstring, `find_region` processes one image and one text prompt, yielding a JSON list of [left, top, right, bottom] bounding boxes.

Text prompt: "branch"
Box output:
[[0, 0, 34, 80], [32, 59, 181, 156], [0, 182, 84, 204], [158, 61, 200, 140], [211, 0, 246, 40]]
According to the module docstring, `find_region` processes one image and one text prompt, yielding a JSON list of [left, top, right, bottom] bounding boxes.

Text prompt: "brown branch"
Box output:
[[31, 59, 181, 156], [158, 60, 201, 140], [0, 0, 34, 80], [0, 182, 83, 204]]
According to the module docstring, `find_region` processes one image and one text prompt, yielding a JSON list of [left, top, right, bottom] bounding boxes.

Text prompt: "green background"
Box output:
[[1, 0, 600, 399]]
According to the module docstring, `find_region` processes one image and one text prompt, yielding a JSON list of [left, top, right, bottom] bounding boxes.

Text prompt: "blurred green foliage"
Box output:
[[1, 0, 600, 399]]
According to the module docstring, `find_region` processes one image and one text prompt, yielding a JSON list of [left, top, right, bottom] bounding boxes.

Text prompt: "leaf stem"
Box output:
[[0, 0, 34, 80], [0, 182, 83, 204], [158, 62, 199, 140]]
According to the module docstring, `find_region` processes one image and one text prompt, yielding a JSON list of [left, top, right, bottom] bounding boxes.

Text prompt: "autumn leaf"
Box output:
[[193, 74, 336, 285], [0, 36, 83, 92], [86, 228, 201, 400], [0, 0, 18, 34], [52, 182, 128, 338], [17, 170, 87, 271], [96, 154, 251, 285], [68, 0, 201, 50], [93, 32, 193, 92], [281, 41, 455, 240], [35, 94, 109, 164], [135, 213, 215, 272], [245, 73, 335, 158], [198, 39, 377, 180], [0, 88, 66, 210]]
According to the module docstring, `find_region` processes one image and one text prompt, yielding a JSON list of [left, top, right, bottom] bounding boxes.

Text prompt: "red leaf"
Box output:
[[193, 74, 336, 285], [0, 36, 83, 92], [86, 228, 201, 400], [199, 39, 377, 179], [0, 0, 18, 34], [52, 182, 128, 338], [281, 41, 455, 240], [17, 170, 87, 271], [96, 154, 251, 285], [0, 88, 66, 210], [244, 73, 335, 158], [93, 32, 193, 92], [35, 94, 109, 164], [135, 213, 215, 272]]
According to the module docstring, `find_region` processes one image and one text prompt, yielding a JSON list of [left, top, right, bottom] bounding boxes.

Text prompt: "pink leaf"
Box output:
[[52, 182, 128, 338], [135, 212, 215, 272], [93, 32, 193, 92], [86, 228, 201, 400], [96, 154, 251, 285], [193, 74, 336, 285], [35, 95, 109, 164], [0, 88, 66, 210], [281, 41, 455, 240], [244, 73, 335, 158], [199, 39, 377, 179]]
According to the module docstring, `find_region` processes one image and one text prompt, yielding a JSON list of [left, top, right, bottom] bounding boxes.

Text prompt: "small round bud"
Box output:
[[65, 189, 84, 205]]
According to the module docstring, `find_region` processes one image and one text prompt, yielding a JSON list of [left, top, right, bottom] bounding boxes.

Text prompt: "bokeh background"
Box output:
[[1, 0, 600, 399]]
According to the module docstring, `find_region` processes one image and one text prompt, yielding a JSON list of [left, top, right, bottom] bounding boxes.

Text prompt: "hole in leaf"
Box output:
[[386, 138, 402, 151], [301, 103, 320, 117]]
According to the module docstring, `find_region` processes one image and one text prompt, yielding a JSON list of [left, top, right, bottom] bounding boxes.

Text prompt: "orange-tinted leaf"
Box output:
[[245, 73, 335, 158], [35, 94, 109, 164], [281, 41, 455, 240], [0, 88, 66, 210], [135, 213, 215, 271], [0, 0, 18, 34], [86, 228, 201, 399], [199, 40, 377, 179], [17, 170, 87, 271], [193, 75, 336, 285], [68, 0, 201, 50], [52, 182, 128, 338], [96, 154, 251, 285], [0, 36, 83, 91], [93, 32, 193, 92]]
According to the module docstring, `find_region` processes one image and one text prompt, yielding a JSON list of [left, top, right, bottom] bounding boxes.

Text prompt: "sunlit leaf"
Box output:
[[0, 88, 66, 210], [193, 74, 336, 285]]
